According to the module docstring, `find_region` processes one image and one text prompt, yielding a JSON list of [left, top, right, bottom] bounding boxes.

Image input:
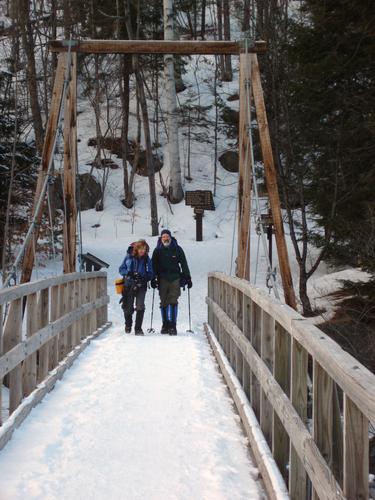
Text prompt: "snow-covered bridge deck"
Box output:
[[0, 324, 264, 500]]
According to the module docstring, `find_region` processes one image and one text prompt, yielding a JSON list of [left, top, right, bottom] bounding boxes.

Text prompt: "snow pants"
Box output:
[[158, 278, 180, 307], [122, 286, 147, 316]]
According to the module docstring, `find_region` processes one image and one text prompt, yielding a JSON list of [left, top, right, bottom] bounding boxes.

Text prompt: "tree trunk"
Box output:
[[242, 0, 251, 32], [222, 0, 232, 81], [216, 0, 225, 77], [163, 0, 184, 203], [18, 0, 44, 154], [120, 55, 132, 207], [299, 270, 313, 316], [201, 0, 206, 39]]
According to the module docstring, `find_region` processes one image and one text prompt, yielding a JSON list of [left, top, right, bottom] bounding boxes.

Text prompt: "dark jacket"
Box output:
[[119, 246, 154, 281], [152, 237, 190, 283]]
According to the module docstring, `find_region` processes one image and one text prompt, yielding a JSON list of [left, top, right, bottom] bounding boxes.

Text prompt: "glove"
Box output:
[[151, 278, 158, 289], [186, 277, 193, 289]]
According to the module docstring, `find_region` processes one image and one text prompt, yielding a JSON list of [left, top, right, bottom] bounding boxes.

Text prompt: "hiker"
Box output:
[[119, 240, 154, 335], [151, 229, 192, 335]]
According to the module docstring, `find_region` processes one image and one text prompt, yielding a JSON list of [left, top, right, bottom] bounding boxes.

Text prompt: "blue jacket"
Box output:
[[119, 246, 154, 281]]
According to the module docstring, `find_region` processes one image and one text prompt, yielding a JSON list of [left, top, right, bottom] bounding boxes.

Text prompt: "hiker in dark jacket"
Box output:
[[119, 240, 154, 335], [151, 229, 192, 335]]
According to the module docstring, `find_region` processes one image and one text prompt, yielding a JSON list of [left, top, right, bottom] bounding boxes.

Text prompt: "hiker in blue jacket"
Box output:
[[119, 240, 154, 335]]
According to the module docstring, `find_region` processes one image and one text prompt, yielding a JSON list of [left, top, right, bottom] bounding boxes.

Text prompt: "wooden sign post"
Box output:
[[185, 191, 215, 242]]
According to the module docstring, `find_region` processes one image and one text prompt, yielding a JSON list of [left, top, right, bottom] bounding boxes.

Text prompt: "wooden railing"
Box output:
[[0, 271, 110, 438], [207, 272, 375, 500]]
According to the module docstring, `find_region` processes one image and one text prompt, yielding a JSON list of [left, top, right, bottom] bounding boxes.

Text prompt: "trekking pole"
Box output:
[[186, 288, 194, 333], [147, 289, 156, 333]]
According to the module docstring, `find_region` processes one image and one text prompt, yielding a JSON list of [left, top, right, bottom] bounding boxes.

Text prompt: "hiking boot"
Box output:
[[169, 322, 177, 336], [125, 314, 132, 334], [135, 310, 145, 336], [161, 322, 169, 334]]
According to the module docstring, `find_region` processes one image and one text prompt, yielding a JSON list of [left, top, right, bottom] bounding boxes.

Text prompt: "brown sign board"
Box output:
[[185, 190, 215, 211]]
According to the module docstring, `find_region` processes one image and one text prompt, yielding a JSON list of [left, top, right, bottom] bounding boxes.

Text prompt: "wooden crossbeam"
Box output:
[[49, 39, 266, 55]]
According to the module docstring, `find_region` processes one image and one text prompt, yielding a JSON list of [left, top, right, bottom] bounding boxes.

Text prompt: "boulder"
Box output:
[[218, 151, 239, 173], [52, 173, 102, 212], [135, 152, 163, 177]]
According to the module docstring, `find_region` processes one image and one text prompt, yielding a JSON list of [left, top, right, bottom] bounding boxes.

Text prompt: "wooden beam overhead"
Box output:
[[49, 39, 266, 55]]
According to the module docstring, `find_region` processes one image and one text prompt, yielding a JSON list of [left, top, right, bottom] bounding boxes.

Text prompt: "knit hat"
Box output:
[[161, 229, 172, 237]]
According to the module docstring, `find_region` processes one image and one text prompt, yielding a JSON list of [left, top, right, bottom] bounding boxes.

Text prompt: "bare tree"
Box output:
[[163, 0, 184, 203], [17, 0, 44, 153], [124, 0, 159, 235]]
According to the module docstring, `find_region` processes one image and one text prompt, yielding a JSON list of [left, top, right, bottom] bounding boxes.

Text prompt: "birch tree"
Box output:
[[164, 0, 184, 203]]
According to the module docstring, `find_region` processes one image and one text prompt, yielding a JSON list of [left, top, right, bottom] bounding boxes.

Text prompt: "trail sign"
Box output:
[[185, 190, 215, 211], [185, 191, 215, 241]]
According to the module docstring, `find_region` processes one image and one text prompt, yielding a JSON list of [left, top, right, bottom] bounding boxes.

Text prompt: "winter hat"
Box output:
[[161, 229, 172, 237]]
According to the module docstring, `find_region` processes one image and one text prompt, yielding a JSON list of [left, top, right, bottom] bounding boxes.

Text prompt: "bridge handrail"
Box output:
[[0, 272, 109, 430], [207, 272, 374, 500], [0, 271, 107, 306]]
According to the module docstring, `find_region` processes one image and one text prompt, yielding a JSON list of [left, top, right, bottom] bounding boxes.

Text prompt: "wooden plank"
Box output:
[[312, 360, 334, 500], [63, 52, 77, 274], [49, 39, 267, 55], [237, 52, 252, 280], [208, 271, 375, 424], [0, 271, 107, 307], [0, 295, 109, 379], [8, 298, 22, 415], [23, 293, 38, 396], [242, 294, 251, 401], [289, 338, 308, 500], [0, 321, 112, 452], [343, 396, 369, 500], [205, 323, 289, 500], [37, 288, 50, 383], [250, 54, 297, 310], [206, 297, 344, 500], [20, 53, 68, 285], [260, 310, 274, 446], [272, 322, 290, 483], [251, 301, 261, 420]]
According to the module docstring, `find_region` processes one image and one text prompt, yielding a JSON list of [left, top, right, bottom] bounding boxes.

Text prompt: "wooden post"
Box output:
[[0, 305, 3, 426], [260, 310, 274, 446], [235, 289, 243, 383], [237, 52, 252, 280], [20, 53, 67, 285], [49, 285, 59, 370], [58, 283, 68, 361], [289, 338, 308, 499], [272, 322, 290, 482], [242, 294, 252, 401], [37, 288, 50, 382], [23, 292, 38, 396], [251, 54, 297, 310], [250, 301, 261, 420], [312, 361, 334, 500], [63, 52, 77, 274], [194, 209, 204, 241], [8, 298, 23, 414], [343, 396, 369, 499]]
